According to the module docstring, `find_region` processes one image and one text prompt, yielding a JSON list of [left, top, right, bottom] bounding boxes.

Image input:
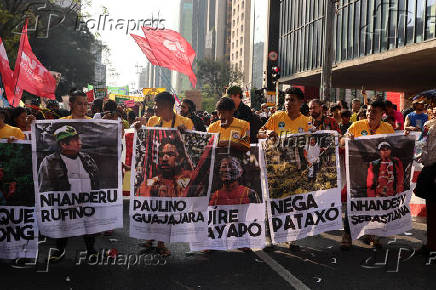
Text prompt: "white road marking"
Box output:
[[254, 250, 311, 290]]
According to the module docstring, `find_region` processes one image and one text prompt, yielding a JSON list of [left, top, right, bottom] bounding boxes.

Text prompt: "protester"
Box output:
[[330, 105, 342, 124], [258, 87, 312, 139], [62, 90, 91, 120], [92, 99, 104, 119], [337, 100, 348, 110], [415, 105, 436, 255], [340, 100, 395, 250], [136, 91, 193, 257], [357, 108, 367, 121], [227, 86, 262, 143], [339, 110, 352, 135], [0, 109, 25, 141], [208, 97, 250, 153], [9, 107, 35, 132], [180, 99, 206, 132], [385, 100, 404, 130], [350, 98, 362, 122], [308, 99, 340, 133], [405, 99, 428, 132]]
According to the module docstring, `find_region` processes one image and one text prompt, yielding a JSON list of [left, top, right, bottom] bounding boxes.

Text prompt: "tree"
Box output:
[[196, 58, 243, 104], [0, 0, 101, 98]]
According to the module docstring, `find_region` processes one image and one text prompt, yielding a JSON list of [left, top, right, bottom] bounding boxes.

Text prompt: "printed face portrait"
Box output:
[[379, 146, 392, 160], [219, 157, 243, 184], [60, 135, 82, 156], [159, 143, 179, 173], [310, 137, 317, 146]]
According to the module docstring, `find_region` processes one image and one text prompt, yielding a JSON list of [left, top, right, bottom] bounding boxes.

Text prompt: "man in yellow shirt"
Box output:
[[146, 92, 193, 130], [61, 90, 91, 120], [345, 100, 394, 138], [0, 109, 25, 140], [340, 100, 395, 250], [258, 87, 312, 139], [208, 97, 250, 153]]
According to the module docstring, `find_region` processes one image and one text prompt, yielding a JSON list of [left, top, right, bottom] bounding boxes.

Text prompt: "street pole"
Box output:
[[320, 0, 336, 101]]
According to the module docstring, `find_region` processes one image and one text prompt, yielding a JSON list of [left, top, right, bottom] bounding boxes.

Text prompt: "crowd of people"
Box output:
[[1, 85, 436, 261]]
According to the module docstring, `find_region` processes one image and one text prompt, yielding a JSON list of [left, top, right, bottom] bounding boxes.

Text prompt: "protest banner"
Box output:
[[261, 131, 342, 243], [32, 120, 123, 238], [190, 145, 265, 251], [94, 87, 107, 99], [410, 132, 426, 217], [0, 140, 38, 259], [122, 128, 135, 196], [130, 128, 217, 243], [346, 133, 415, 239]]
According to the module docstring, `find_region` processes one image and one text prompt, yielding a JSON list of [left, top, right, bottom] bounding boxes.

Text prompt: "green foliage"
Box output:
[[196, 58, 243, 100], [201, 93, 218, 113], [0, 0, 102, 97]]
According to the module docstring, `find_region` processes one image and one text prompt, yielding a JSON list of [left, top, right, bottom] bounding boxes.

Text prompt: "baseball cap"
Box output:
[[54, 125, 78, 142], [377, 141, 392, 150]]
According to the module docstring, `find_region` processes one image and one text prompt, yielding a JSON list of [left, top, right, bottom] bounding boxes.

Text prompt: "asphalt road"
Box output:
[[1, 200, 433, 290]]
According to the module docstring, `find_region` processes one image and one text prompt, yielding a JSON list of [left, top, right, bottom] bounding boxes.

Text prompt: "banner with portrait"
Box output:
[[261, 131, 342, 243], [346, 133, 415, 239], [130, 128, 217, 243], [32, 120, 123, 238], [190, 145, 265, 251], [0, 140, 38, 259]]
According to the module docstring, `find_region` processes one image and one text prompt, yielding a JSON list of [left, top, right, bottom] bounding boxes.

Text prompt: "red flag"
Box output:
[[11, 21, 56, 106], [86, 90, 95, 103], [0, 37, 16, 103], [131, 27, 197, 88]]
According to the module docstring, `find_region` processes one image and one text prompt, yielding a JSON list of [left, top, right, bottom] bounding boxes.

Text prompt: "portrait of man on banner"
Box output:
[[137, 135, 193, 197], [348, 134, 414, 198], [366, 141, 404, 197], [38, 125, 99, 193], [134, 128, 216, 198]]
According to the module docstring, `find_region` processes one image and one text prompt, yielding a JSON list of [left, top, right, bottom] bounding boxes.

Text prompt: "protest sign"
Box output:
[[262, 131, 342, 243], [130, 128, 217, 243], [346, 133, 415, 239], [190, 145, 265, 251], [32, 120, 123, 238], [0, 140, 38, 259]]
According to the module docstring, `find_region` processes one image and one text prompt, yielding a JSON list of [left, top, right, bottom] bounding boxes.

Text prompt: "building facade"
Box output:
[[230, 0, 251, 85], [277, 0, 436, 103]]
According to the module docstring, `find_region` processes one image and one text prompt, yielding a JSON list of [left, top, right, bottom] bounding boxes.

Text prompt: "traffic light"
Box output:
[[271, 66, 280, 85]]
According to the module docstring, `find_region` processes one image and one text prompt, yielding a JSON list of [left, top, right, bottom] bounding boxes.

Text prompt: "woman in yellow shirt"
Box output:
[[0, 109, 25, 141]]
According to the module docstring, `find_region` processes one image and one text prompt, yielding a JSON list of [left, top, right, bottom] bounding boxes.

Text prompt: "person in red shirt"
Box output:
[[209, 156, 260, 206], [385, 101, 404, 130], [366, 141, 404, 197]]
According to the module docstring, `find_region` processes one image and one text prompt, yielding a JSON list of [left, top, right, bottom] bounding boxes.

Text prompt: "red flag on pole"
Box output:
[[11, 21, 56, 106], [0, 37, 15, 103], [131, 27, 197, 88]]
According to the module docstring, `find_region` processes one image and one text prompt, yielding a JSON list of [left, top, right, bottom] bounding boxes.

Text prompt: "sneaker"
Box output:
[[48, 248, 66, 263]]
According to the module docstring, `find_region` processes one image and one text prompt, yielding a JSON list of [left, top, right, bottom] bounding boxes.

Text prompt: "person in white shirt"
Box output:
[[304, 137, 323, 181]]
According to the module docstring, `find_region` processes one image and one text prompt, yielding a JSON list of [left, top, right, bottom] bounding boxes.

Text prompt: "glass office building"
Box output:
[[278, 0, 436, 78]]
